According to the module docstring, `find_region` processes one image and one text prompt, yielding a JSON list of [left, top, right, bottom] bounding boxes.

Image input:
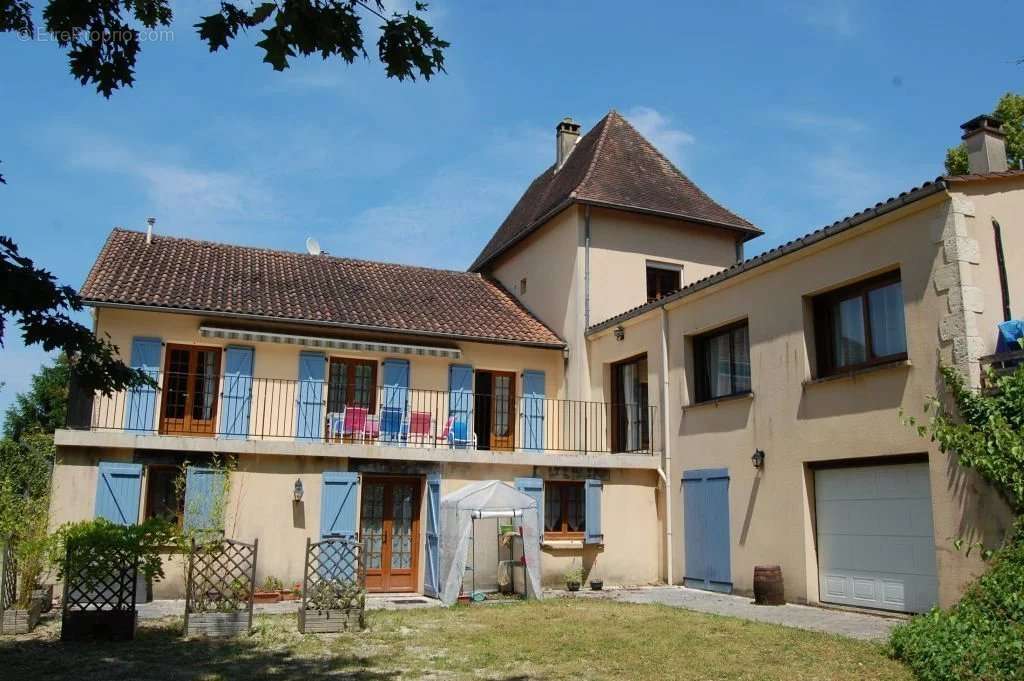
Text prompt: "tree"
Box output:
[[945, 92, 1024, 174], [3, 353, 70, 441], [0, 0, 448, 98], [1, 236, 149, 395]]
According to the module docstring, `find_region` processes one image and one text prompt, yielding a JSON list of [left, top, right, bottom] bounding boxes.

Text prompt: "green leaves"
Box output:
[[945, 92, 1024, 175]]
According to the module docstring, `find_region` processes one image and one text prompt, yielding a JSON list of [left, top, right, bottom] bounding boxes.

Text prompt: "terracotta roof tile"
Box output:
[[470, 110, 761, 271], [81, 229, 564, 347]]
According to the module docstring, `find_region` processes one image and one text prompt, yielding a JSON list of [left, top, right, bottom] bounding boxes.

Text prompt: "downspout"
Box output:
[[659, 306, 674, 585], [584, 205, 592, 328]]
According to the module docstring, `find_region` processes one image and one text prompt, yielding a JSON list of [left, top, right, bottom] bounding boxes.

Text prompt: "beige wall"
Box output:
[[49, 447, 662, 597], [588, 189, 1017, 608]]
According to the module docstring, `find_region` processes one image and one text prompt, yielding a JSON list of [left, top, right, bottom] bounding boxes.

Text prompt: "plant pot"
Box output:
[[1, 599, 42, 635], [566, 581, 580, 592], [31, 584, 54, 613], [589, 580, 603, 591], [280, 590, 299, 602], [298, 607, 364, 633], [253, 590, 283, 604], [185, 611, 251, 638]]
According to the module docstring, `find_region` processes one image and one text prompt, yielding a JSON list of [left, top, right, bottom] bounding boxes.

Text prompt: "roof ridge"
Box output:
[[112, 228, 481, 278], [573, 111, 615, 198]]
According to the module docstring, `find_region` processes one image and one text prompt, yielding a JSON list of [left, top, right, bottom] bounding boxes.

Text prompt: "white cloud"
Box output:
[[791, 0, 858, 37], [623, 106, 695, 166]]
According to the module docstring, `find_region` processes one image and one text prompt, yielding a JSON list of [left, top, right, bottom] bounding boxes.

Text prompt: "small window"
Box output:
[[694, 321, 751, 402], [544, 481, 586, 538], [519, 277, 527, 295], [144, 465, 183, 526], [646, 264, 681, 302], [813, 271, 907, 376]]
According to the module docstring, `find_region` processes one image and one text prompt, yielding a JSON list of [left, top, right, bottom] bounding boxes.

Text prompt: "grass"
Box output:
[[0, 599, 911, 680]]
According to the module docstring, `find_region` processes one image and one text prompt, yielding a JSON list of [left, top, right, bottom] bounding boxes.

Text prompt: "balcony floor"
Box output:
[[54, 429, 662, 470]]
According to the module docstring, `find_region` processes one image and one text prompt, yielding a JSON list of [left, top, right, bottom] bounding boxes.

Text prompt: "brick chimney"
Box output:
[[960, 114, 1008, 174], [556, 117, 580, 170]]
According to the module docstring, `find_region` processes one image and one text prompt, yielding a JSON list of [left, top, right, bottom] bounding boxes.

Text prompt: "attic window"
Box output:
[[646, 262, 681, 302]]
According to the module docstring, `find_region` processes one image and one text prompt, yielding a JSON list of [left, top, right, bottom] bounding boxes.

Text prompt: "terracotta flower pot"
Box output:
[[253, 591, 282, 604]]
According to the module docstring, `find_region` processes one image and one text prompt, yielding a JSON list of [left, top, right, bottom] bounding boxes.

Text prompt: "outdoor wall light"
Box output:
[[614, 325, 625, 341], [293, 478, 304, 502], [751, 449, 766, 469]]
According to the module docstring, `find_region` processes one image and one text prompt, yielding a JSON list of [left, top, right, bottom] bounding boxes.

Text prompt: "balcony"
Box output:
[[980, 349, 1024, 390], [64, 372, 658, 460]]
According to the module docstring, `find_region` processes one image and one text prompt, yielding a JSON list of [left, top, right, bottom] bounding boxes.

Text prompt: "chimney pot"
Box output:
[[556, 116, 581, 170], [960, 114, 1008, 174], [146, 217, 156, 244]]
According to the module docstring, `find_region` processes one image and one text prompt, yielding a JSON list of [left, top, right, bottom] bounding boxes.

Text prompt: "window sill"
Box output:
[[803, 359, 911, 387], [683, 392, 754, 412], [542, 539, 586, 550]]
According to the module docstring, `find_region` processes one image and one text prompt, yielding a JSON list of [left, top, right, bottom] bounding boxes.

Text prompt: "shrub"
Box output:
[[889, 518, 1024, 681], [48, 517, 177, 586]]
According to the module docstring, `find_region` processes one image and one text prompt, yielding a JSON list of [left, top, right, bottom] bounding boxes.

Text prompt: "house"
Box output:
[[50, 111, 1023, 612]]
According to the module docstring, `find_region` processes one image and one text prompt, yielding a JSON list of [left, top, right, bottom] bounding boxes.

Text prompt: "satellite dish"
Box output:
[[305, 237, 321, 256]]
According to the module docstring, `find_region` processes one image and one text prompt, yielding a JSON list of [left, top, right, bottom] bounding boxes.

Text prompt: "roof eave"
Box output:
[[574, 198, 763, 239], [86, 299, 567, 350], [468, 197, 576, 272]]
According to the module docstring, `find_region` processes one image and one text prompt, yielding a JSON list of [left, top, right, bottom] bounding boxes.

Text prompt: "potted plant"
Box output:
[[1, 478, 52, 634], [298, 579, 366, 633], [563, 564, 583, 592], [254, 575, 283, 603], [281, 581, 301, 601]]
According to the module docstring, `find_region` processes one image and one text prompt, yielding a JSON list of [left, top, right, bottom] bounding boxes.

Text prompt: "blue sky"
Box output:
[[1, 0, 1022, 422]]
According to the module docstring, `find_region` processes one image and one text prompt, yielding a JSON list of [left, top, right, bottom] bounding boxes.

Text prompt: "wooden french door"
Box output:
[[160, 344, 221, 436], [474, 370, 516, 451], [360, 477, 421, 592]]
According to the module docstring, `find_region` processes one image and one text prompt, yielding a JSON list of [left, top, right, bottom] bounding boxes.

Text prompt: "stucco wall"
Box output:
[[49, 448, 662, 597], [588, 191, 1015, 608]]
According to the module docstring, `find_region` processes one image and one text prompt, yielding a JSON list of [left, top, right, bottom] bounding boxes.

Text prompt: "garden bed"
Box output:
[[297, 607, 363, 633], [185, 611, 251, 638], [0, 599, 41, 635], [61, 609, 136, 641]]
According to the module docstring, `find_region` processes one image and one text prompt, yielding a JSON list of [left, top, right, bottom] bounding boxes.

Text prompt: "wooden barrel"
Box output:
[[753, 565, 785, 605]]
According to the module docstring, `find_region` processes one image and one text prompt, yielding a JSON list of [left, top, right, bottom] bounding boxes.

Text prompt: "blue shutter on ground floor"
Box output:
[[521, 370, 545, 452], [381, 359, 410, 444], [124, 337, 161, 432], [585, 479, 603, 544], [514, 477, 544, 541], [296, 352, 326, 440], [95, 462, 143, 525], [320, 472, 360, 539], [423, 473, 442, 598], [183, 467, 227, 535], [682, 468, 732, 593], [447, 364, 474, 448], [219, 346, 254, 438]]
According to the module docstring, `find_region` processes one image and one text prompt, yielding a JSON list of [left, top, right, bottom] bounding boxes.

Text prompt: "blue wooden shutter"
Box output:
[[381, 359, 410, 444], [514, 477, 544, 541], [448, 364, 474, 448], [682, 468, 732, 593], [296, 351, 326, 440], [183, 467, 227, 534], [585, 479, 603, 544], [94, 462, 143, 525], [320, 472, 360, 539], [423, 473, 442, 597], [521, 370, 545, 452], [123, 337, 161, 432], [219, 346, 254, 439]]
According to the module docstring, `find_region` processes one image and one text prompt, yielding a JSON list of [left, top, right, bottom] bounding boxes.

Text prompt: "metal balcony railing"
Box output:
[[66, 372, 658, 456]]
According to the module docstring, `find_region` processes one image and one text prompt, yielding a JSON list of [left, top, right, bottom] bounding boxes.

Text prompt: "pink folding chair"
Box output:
[[407, 411, 432, 446], [364, 414, 380, 441], [343, 406, 368, 442]]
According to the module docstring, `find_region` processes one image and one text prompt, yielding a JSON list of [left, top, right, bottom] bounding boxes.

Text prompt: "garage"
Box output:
[[814, 462, 938, 613]]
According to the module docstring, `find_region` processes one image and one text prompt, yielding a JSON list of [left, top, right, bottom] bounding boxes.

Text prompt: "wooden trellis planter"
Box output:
[[60, 542, 139, 641], [297, 537, 366, 634], [1, 539, 43, 635], [184, 537, 258, 638]]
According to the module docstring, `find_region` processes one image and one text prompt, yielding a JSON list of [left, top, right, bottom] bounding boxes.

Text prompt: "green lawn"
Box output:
[[0, 599, 911, 680]]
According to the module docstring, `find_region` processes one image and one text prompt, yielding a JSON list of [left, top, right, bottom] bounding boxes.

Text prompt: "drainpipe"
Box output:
[[659, 306, 674, 585], [584, 205, 591, 329]]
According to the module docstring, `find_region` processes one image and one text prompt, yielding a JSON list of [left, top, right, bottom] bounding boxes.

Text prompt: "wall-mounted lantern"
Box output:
[[614, 325, 625, 341], [751, 449, 766, 469], [293, 478, 304, 502]]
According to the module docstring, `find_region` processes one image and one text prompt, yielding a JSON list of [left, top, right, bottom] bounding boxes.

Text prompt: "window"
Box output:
[[611, 355, 650, 452], [144, 465, 183, 526], [646, 264, 681, 302], [544, 481, 586, 538], [327, 358, 378, 414], [519, 277, 527, 295], [814, 271, 907, 376], [161, 344, 221, 435], [694, 321, 751, 402]]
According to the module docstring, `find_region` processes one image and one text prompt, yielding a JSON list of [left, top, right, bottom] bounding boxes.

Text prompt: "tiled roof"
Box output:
[[588, 169, 1024, 334], [469, 110, 762, 272], [81, 229, 564, 347]]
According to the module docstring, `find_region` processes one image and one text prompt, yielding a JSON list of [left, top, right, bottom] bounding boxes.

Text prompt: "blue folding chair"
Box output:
[[379, 405, 407, 445]]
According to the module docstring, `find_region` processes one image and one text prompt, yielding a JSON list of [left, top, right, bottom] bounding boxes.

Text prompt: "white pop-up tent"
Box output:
[[438, 480, 543, 606]]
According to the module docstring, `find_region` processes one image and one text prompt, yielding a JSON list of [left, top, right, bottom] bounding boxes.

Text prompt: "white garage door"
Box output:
[[815, 463, 938, 613]]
